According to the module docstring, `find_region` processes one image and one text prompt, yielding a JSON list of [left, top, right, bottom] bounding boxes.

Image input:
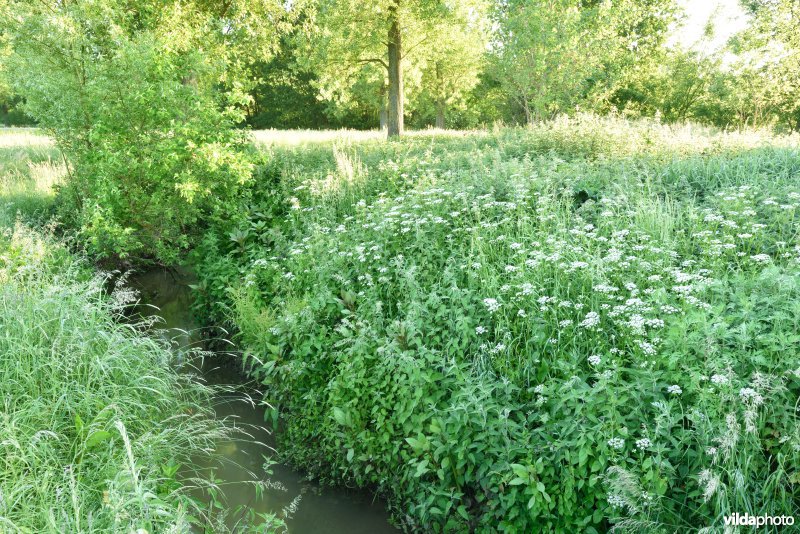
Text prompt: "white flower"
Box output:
[[710, 374, 729, 385], [579, 311, 600, 328], [635, 438, 652, 450], [517, 309, 527, 318], [739, 387, 764, 405], [750, 254, 771, 263], [588, 355, 601, 366], [608, 494, 627, 508], [667, 384, 682, 395], [607, 437, 625, 449], [475, 326, 487, 335], [483, 298, 501, 313]]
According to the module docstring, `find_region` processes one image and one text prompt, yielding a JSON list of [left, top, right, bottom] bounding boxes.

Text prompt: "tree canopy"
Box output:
[[0, 0, 290, 262]]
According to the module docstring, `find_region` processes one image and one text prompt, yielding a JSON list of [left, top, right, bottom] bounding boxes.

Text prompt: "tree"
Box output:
[[416, 5, 489, 128], [491, 0, 677, 124], [300, 0, 487, 137], [0, 0, 289, 262], [734, 0, 800, 131]]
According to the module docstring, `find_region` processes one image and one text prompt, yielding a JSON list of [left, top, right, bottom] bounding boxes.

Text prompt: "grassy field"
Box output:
[[187, 117, 800, 532]]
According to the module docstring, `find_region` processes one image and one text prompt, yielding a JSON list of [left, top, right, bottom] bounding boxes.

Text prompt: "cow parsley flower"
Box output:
[[483, 298, 501, 313], [607, 437, 625, 450], [580, 311, 600, 328], [710, 374, 729, 385]]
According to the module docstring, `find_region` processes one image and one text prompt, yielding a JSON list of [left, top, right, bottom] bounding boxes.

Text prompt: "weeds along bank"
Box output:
[[0, 141, 254, 534], [0, 225, 241, 532], [192, 119, 800, 532]]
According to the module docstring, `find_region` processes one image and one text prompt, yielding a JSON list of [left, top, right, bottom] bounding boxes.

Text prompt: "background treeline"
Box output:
[[5, 0, 800, 132], [2, 0, 799, 263]]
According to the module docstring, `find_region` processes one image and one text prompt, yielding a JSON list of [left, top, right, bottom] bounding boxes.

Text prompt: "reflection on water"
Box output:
[[129, 268, 399, 534]]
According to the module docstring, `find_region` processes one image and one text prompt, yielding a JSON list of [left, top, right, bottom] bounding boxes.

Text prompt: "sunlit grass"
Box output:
[[0, 226, 233, 533], [0, 127, 53, 148]]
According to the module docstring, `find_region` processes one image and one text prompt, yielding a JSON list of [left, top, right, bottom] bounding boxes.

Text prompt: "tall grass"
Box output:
[[0, 226, 233, 533], [0, 141, 63, 227]]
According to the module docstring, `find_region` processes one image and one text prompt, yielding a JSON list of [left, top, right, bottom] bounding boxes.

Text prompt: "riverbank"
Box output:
[[0, 132, 398, 532], [129, 268, 399, 533], [5, 120, 800, 532], [0, 226, 231, 532], [191, 119, 800, 531]]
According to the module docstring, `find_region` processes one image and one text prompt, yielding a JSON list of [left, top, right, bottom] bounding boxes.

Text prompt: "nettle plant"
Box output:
[[190, 130, 800, 531], [1, 0, 289, 263]]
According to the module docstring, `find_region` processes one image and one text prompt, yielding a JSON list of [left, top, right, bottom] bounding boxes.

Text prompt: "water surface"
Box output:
[[129, 268, 399, 533]]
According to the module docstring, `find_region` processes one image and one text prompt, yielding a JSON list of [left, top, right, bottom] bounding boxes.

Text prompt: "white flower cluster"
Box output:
[[607, 437, 625, 450]]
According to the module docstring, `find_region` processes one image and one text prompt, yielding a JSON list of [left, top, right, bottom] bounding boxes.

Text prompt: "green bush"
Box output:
[[1, 1, 289, 264]]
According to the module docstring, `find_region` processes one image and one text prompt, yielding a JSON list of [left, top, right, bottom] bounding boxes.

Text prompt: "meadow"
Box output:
[[189, 117, 800, 532], [3, 117, 800, 532], [6, 0, 800, 531]]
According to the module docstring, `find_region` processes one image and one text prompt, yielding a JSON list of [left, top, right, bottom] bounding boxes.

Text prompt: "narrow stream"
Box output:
[[128, 268, 399, 533]]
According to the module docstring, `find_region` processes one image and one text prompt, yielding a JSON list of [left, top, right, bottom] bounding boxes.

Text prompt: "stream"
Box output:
[[128, 268, 399, 533]]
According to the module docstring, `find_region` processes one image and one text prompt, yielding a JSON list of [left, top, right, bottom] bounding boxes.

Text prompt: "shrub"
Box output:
[[1, 1, 289, 263]]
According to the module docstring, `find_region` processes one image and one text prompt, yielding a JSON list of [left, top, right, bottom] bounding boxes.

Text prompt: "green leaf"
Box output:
[[414, 460, 429, 478], [74, 414, 84, 435], [510, 463, 529, 481], [85, 430, 112, 450], [332, 407, 348, 426]]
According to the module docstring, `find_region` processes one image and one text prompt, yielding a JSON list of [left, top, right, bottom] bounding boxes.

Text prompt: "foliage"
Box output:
[[731, 0, 800, 132], [191, 118, 800, 531], [298, 0, 490, 132], [0, 0, 290, 263], [490, 0, 676, 123], [0, 225, 239, 532]]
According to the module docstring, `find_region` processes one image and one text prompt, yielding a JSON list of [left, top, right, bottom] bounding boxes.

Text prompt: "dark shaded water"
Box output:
[[129, 268, 399, 533]]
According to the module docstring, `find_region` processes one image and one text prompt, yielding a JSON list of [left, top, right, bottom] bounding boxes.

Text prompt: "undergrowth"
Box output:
[[192, 117, 800, 532]]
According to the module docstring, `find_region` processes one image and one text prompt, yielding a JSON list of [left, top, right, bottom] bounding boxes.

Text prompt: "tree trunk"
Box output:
[[387, 0, 403, 138], [435, 98, 445, 129], [380, 106, 388, 130], [434, 61, 445, 129]]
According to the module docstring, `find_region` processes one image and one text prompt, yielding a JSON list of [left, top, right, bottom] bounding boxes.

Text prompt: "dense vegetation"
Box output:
[[0, 133, 290, 534], [3, 0, 800, 532], [189, 118, 800, 531], [5, 0, 800, 132], [0, 223, 229, 532]]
